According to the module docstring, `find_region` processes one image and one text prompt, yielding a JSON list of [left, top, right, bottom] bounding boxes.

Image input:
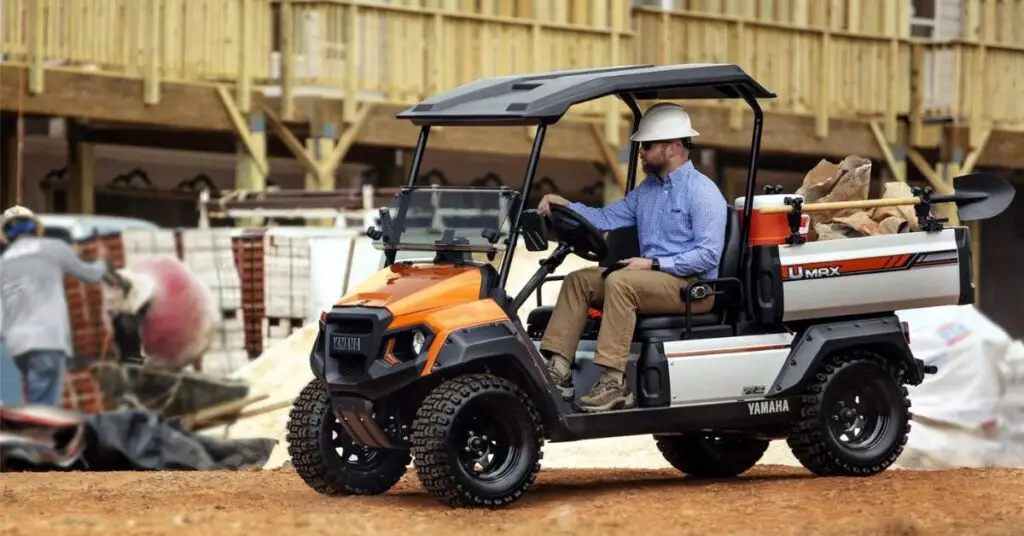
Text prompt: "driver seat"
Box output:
[[526, 206, 741, 342]]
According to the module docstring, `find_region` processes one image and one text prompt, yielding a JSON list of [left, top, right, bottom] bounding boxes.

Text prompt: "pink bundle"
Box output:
[[108, 256, 220, 370]]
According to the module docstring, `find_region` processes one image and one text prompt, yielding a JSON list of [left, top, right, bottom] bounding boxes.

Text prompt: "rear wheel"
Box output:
[[787, 351, 911, 476], [410, 374, 543, 508], [655, 434, 769, 478], [286, 379, 410, 496]]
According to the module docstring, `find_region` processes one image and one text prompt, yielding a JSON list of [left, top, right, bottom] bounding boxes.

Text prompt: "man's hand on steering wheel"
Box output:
[[542, 203, 609, 262], [538, 193, 569, 216]]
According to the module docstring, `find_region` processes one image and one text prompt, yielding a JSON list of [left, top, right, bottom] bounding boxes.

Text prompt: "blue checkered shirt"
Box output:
[[568, 160, 728, 279]]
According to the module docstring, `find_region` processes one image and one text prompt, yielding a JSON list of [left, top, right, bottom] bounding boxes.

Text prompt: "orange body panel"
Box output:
[[419, 299, 510, 376], [331, 263, 511, 376], [335, 264, 483, 328]]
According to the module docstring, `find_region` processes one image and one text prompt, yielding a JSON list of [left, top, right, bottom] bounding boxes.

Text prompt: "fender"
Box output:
[[431, 321, 562, 428], [768, 315, 923, 398]]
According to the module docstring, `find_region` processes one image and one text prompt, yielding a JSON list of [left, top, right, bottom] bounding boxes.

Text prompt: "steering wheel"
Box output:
[[546, 203, 608, 262]]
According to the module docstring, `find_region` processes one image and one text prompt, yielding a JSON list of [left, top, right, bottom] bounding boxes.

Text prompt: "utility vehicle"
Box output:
[[285, 63, 1014, 508]]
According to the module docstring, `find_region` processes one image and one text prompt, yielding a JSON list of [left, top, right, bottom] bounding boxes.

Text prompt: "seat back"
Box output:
[[599, 227, 640, 267], [710, 206, 741, 317]]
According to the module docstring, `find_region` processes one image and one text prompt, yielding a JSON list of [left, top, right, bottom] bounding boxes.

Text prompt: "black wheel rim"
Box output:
[[449, 395, 531, 494], [825, 374, 891, 451], [320, 412, 384, 472]]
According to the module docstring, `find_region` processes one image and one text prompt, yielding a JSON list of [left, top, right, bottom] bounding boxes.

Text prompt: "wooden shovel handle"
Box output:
[[757, 197, 922, 214]]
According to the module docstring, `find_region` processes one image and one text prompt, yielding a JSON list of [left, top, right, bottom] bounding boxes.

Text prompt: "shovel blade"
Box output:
[[950, 172, 1016, 221]]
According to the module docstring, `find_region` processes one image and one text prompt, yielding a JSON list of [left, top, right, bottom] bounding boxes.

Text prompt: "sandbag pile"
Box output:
[[797, 155, 920, 241]]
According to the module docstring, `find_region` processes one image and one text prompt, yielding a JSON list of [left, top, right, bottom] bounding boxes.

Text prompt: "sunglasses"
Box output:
[[640, 140, 670, 150]]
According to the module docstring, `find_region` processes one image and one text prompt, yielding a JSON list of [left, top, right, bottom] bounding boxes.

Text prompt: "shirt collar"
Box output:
[[653, 160, 693, 185]]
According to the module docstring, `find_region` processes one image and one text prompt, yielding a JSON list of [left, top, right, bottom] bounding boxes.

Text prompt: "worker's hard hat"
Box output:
[[0, 204, 44, 244], [630, 103, 700, 143]]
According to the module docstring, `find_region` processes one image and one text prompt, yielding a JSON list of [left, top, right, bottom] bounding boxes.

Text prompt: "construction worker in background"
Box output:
[[0, 206, 129, 406]]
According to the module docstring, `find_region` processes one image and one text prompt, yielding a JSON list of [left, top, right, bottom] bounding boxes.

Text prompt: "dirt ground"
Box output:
[[2, 466, 1022, 536]]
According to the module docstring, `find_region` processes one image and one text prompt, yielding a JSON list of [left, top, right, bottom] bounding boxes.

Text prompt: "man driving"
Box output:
[[537, 103, 728, 413]]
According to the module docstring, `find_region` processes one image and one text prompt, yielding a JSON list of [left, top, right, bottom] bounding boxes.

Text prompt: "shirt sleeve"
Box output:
[[656, 181, 728, 278], [47, 239, 109, 284], [566, 187, 639, 231]]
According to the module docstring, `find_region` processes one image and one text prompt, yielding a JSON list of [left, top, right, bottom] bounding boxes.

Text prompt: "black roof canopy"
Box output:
[[396, 63, 776, 126]]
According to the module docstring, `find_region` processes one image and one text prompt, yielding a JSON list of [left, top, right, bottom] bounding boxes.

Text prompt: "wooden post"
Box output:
[[280, 0, 295, 120], [237, 0, 253, 114], [66, 120, 95, 215], [344, 2, 359, 121], [27, 0, 45, 94], [235, 114, 268, 226], [0, 115, 15, 207], [143, 0, 162, 105]]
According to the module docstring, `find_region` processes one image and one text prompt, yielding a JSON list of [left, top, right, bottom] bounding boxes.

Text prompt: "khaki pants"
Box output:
[[540, 267, 714, 373]]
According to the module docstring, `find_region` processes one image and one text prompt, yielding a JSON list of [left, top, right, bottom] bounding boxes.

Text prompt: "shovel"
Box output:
[[757, 172, 1016, 222]]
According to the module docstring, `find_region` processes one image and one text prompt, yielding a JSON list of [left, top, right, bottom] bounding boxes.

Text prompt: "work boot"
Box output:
[[546, 354, 574, 401], [577, 369, 635, 413]]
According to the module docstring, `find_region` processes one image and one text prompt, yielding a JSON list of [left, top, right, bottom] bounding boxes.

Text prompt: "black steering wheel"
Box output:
[[546, 203, 608, 262]]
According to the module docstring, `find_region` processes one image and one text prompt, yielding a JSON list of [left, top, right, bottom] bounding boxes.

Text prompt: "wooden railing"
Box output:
[[1, 0, 1021, 144], [914, 40, 1024, 132], [632, 5, 910, 141], [0, 0, 273, 98], [278, 0, 632, 120]]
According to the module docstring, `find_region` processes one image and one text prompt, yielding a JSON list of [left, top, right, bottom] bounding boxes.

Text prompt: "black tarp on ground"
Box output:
[[0, 405, 276, 472]]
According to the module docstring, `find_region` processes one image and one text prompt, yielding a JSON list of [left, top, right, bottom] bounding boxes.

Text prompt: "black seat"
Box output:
[[526, 205, 741, 341]]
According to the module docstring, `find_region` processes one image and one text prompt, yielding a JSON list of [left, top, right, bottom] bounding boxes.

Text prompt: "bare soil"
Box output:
[[2, 466, 1023, 536]]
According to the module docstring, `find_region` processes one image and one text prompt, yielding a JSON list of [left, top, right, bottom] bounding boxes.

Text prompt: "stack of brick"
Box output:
[[61, 234, 122, 413], [232, 229, 267, 359], [179, 228, 248, 376], [262, 230, 312, 349]]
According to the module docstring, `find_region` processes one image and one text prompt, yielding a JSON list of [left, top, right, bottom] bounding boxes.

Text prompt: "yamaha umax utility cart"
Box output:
[[286, 64, 1014, 507]]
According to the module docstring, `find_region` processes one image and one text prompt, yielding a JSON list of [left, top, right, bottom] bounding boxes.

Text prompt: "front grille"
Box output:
[[331, 318, 374, 335], [321, 307, 392, 383], [337, 354, 368, 378]]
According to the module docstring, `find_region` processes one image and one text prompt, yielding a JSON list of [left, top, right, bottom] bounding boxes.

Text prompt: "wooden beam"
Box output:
[[216, 86, 269, 177], [906, 148, 949, 193], [319, 104, 372, 178], [358, 105, 607, 163], [640, 106, 888, 162], [959, 126, 993, 176], [589, 123, 626, 189], [143, 0, 162, 105], [868, 120, 905, 182], [0, 65, 252, 131], [261, 103, 321, 179]]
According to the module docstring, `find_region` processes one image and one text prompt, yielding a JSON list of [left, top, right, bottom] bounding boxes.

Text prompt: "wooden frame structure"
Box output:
[[1, 0, 1022, 211]]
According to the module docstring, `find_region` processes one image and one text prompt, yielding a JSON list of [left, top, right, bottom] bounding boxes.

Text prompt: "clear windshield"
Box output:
[[372, 187, 522, 256]]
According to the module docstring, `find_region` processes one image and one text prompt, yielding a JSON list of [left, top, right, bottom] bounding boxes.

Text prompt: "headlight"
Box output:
[[412, 330, 426, 354]]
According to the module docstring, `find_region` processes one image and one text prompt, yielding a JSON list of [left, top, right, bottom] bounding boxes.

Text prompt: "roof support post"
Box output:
[[498, 123, 547, 291], [737, 88, 764, 320]]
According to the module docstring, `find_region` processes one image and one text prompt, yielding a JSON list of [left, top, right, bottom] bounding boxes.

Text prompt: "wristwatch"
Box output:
[[651, 258, 660, 271]]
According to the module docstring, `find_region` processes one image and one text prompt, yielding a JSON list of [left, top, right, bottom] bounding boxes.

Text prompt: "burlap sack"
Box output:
[[813, 222, 857, 241], [801, 155, 872, 230], [878, 215, 910, 235], [796, 159, 841, 203], [871, 180, 920, 232], [831, 211, 881, 236]]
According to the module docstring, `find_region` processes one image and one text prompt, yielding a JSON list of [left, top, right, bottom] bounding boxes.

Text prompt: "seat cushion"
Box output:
[[525, 306, 721, 338]]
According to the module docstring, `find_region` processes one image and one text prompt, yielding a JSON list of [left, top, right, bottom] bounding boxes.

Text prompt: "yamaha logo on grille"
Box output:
[[331, 334, 362, 352]]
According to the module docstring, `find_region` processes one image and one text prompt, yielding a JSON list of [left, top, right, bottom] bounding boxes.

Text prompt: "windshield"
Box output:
[[372, 187, 522, 255]]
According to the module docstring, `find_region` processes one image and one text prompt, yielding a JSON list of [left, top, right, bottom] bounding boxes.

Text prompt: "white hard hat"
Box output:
[[630, 103, 699, 142], [0, 204, 44, 244]]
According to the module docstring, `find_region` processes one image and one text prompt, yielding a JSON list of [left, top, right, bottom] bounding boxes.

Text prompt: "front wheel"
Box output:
[[286, 379, 410, 496], [410, 374, 544, 508], [787, 351, 911, 476], [655, 434, 769, 478]]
